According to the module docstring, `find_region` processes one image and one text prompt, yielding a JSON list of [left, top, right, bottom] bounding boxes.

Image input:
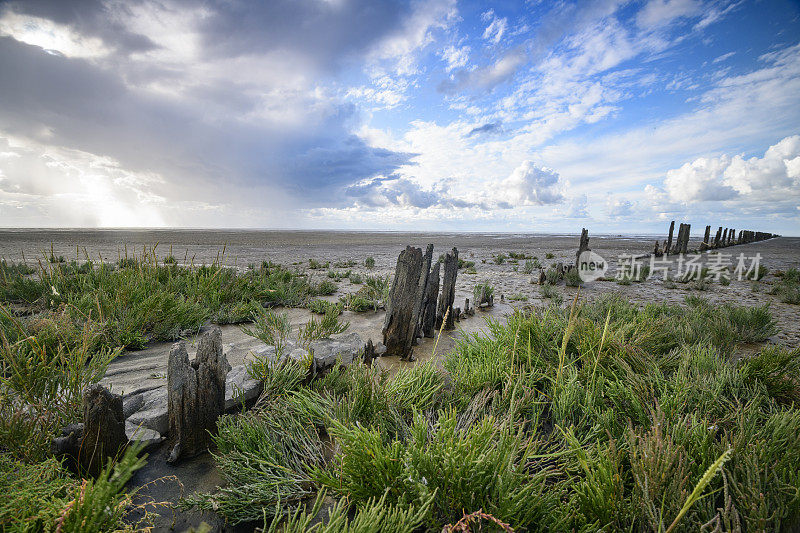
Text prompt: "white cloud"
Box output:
[[439, 45, 470, 71], [636, 0, 702, 29], [369, 0, 457, 76], [606, 196, 635, 219], [493, 161, 564, 206], [664, 156, 739, 201], [654, 135, 800, 217], [713, 51, 736, 63], [481, 11, 508, 44]]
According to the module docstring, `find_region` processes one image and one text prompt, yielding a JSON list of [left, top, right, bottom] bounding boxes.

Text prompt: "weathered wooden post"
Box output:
[[674, 224, 684, 254], [665, 221, 675, 255], [576, 228, 590, 267], [383, 246, 425, 359], [414, 244, 434, 338], [363, 339, 377, 366], [714, 226, 723, 248], [167, 326, 230, 463], [681, 223, 691, 254], [700, 225, 711, 251], [81, 385, 127, 475], [436, 248, 458, 331], [52, 385, 128, 476], [421, 261, 440, 337], [653, 240, 661, 256]]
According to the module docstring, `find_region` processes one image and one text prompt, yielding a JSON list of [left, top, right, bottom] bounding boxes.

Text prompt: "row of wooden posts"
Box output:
[[656, 221, 777, 256]]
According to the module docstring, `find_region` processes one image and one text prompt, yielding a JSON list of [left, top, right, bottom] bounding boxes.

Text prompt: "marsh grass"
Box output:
[[5, 243, 796, 531], [564, 268, 582, 287], [0, 308, 120, 460], [298, 308, 350, 347], [0, 444, 148, 532], [196, 294, 800, 531], [472, 283, 494, 304], [0, 249, 325, 351], [771, 267, 800, 304]]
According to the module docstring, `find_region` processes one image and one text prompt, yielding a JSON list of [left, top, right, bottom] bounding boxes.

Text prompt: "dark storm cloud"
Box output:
[[1, 0, 156, 54], [0, 29, 414, 207], [186, 0, 413, 67]]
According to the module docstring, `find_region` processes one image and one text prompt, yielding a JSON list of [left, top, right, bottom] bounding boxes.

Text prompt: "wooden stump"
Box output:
[[436, 248, 458, 331], [415, 244, 434, 338], [52, 385, 127, 476], [167, 326, 230, 463], [382, 246, 425, 359], [665, 221, 675, 255], [700, 225, 711, 251], [421, 261, 440, 338], [680, 223, 690, 254], [653, 240, 661, 256], [714, 226, 723, 248], [363, 339, 377, 366], [575, 228, 590, 267]]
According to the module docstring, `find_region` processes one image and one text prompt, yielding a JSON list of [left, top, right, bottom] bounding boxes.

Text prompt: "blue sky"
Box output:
[[0, 0, 799, 234]]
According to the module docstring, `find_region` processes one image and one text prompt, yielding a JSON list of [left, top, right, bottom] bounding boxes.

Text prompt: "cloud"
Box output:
[[439, 48, 526, 93], [0, 2, 418, 223], [0, 0, 156, 57], [439, 44, 470, 71], [712, 51, 735, 63], [664, 156, 739, 202], [653, 135, 800, 214], [493, 161, 565, 206], [481, 10, 508, 44], [606, 196, 634, 219], [466, 122, 503, 136], [636, 0, 702, 29], [344, 176, 487, 210]]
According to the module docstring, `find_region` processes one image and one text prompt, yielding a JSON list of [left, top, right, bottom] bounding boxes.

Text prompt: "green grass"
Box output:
[[364, 256, 375, 269], [308, 259, 330, 270], [308, 299, 342, 315], [180, 295, 798, 530], [0, 445, 148, 532], [539, 283, 563, 304], [3, 245, 798, 532], [472, 283, 494, 305], [771, 267, 800, 304], [564, 268, 582, 287], [458, 258, 475, 269], [0, 251, 326, 351]]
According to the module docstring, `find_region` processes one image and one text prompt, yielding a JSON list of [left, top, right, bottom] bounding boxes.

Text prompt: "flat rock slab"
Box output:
[[126, 421, 164, 451], [123, 333, 363, 436], [308, 332, 363, 370]]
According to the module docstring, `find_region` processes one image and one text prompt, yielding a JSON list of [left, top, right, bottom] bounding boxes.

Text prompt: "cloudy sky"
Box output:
[[0, 0, 799, 234]]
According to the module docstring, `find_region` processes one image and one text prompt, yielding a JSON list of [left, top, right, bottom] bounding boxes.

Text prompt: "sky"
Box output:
[[0, 0, 799, 234]]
